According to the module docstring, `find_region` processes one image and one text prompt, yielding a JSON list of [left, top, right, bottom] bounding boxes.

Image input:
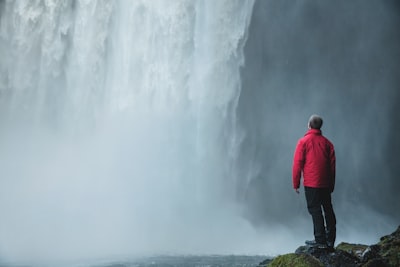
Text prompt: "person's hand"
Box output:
[[295, 188, 300, 194]]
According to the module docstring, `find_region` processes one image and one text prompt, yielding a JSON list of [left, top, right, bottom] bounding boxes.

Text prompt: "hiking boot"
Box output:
[[305, 240, 328, 249]]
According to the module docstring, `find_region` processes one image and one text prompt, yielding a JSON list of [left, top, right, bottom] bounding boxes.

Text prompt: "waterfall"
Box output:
[[0, 0, 266, 263]]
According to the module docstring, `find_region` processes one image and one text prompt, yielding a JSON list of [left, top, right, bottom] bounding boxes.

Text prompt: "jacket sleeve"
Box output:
[[292, 139, 304, 189], [329, 143, 336, 192]]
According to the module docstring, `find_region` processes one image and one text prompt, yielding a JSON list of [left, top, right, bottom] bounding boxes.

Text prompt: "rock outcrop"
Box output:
[[259, 225, 400, 267]]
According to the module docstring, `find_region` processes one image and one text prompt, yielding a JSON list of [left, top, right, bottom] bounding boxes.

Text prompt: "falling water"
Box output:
[[0, 0, 277, 264]]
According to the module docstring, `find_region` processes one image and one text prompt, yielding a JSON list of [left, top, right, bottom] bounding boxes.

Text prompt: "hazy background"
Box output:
[[238, 0, 400, 239]]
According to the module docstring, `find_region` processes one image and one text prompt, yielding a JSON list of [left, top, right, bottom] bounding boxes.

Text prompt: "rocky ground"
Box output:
[[259, 225, 400, 267]]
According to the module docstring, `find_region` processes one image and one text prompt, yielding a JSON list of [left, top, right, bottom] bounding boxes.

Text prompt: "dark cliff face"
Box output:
[[238, 0, 400, 225]]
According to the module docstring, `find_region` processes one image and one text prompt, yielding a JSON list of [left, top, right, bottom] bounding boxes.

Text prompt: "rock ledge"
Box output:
[[259, 225, 400, 267]]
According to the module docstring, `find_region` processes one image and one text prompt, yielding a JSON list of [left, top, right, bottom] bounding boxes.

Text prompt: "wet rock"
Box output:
[[336, 242, 368, 259], [360, 245, 381, 263], [259, 225, 400, 267], [295, 245, 360, 267]]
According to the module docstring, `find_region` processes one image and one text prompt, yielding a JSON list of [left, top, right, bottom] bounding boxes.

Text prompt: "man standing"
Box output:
[[292, 114, 336, 249]]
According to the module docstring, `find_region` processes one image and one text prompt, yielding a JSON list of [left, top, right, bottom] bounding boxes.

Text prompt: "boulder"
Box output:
[[295, 245, 360, 267]]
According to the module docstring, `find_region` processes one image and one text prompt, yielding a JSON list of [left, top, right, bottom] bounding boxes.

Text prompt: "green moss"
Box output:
[[336, 242, 368, 258], [380, 242, 400, 266], [267, 253, 323, 267], [377, 227, 400, 266]]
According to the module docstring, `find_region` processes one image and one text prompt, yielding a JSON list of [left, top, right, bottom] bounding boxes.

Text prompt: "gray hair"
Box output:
[[308, 114, 323, 129]]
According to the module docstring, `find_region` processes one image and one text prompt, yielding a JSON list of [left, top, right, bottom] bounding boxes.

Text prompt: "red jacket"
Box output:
[[292, 129, 336, 191]]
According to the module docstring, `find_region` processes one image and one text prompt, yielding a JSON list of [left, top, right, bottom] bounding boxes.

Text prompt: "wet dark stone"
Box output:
[[260, 225, 400, 266], [295, 245, 360, 267]]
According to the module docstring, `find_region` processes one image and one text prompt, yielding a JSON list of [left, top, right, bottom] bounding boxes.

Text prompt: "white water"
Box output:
[[0, 0, 291, 264]]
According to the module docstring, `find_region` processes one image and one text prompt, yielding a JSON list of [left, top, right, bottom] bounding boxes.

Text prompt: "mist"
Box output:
[[0, 0, 273, 264], [238, 0, 400, 244], [0, 0, 399, 265]]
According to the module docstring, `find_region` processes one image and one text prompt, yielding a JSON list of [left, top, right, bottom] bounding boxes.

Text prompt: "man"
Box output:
[[292, 114, 336, 249]]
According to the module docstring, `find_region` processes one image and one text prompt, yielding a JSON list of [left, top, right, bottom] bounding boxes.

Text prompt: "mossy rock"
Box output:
[[380, 247, 400, 267], [336, 242, 368, 259], [260, 226, 400, 267], [377, 226, 400, 267], [267, 253, 323, 267]]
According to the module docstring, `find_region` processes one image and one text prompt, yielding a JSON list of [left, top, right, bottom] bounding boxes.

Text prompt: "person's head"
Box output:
[[308, 114, 323, 129]]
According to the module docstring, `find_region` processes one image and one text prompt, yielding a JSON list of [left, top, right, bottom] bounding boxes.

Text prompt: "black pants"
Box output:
[[305, 186, 336, 245]]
